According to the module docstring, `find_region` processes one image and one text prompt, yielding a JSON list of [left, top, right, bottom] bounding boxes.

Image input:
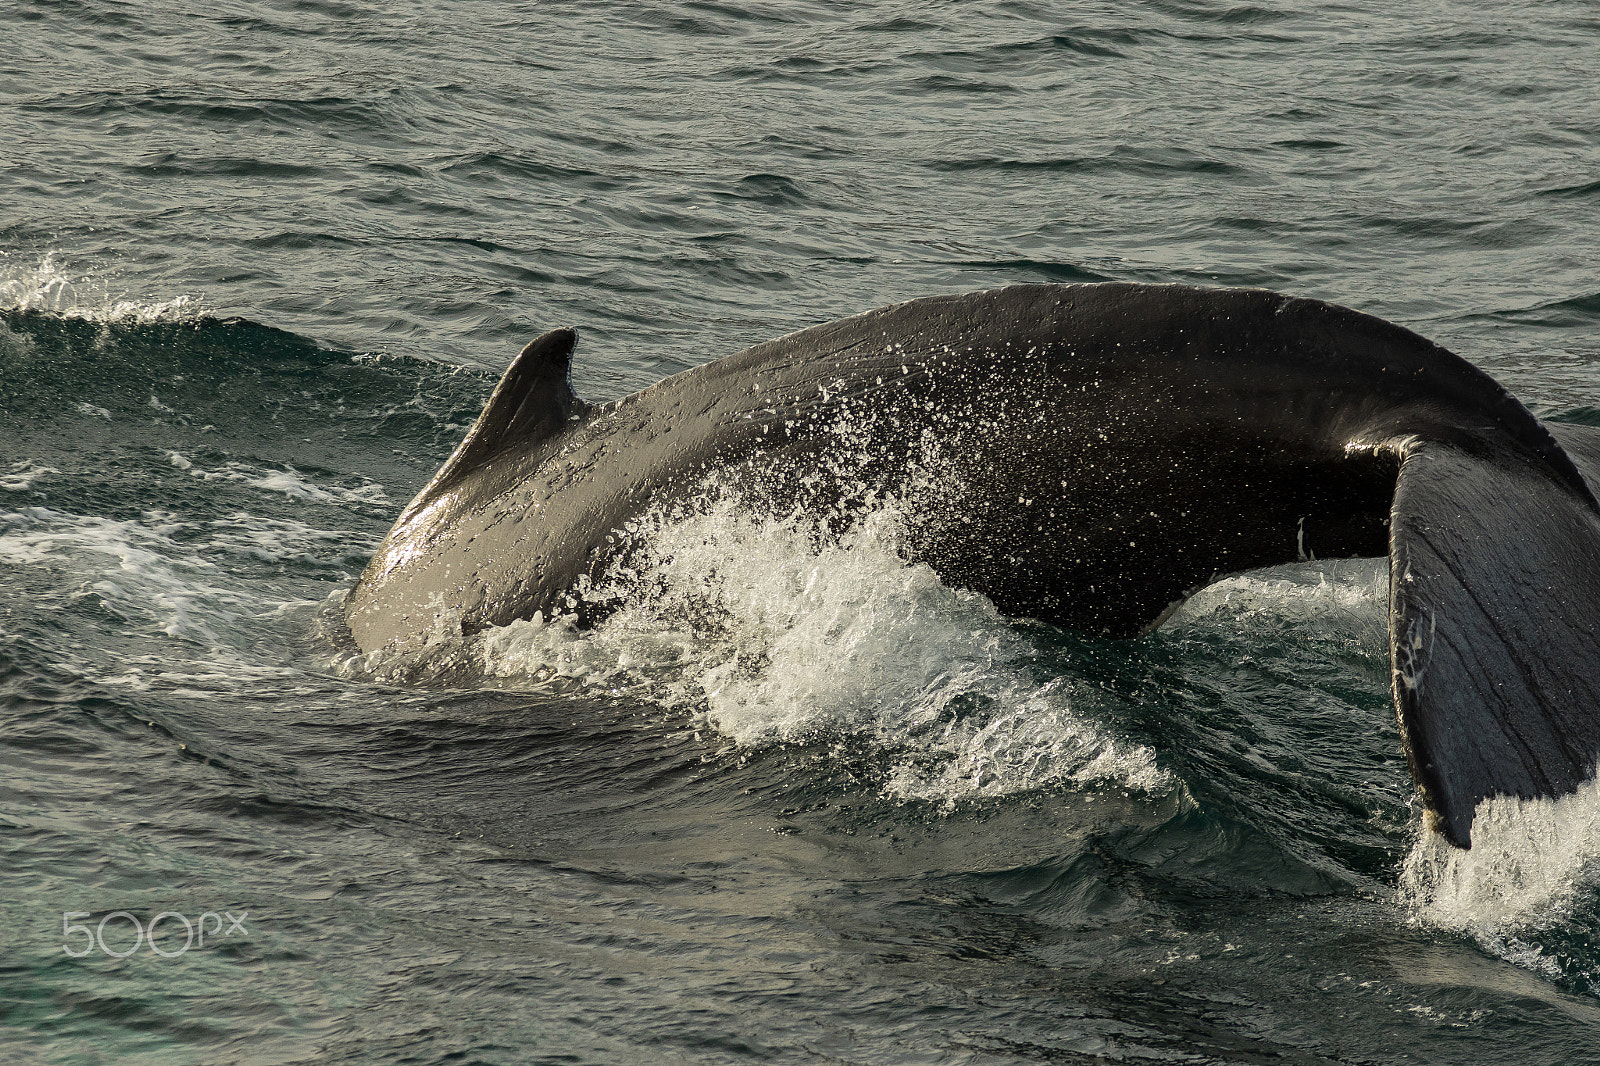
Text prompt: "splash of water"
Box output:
[[1401, 771, 1600, 984], [0, 252, 204, 322], [1166, 558, 1389, 650], [469, 493, 1171, 806]]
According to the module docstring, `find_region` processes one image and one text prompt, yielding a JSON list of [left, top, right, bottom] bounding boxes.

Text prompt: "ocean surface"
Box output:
[[5, 1, 1600, 1063]]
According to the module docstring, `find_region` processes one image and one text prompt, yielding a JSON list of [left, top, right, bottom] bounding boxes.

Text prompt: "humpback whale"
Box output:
[[346, 283, 1600, 849]]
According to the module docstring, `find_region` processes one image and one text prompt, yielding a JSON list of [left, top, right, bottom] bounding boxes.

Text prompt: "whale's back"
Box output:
[[345, 284, 1600, 847]]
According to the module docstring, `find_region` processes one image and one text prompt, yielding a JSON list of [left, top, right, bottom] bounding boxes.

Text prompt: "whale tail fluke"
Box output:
[[1391, 433, 1600, 847]]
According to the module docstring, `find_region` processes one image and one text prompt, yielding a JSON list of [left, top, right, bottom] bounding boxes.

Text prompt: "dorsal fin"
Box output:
[[434, 327, 588, 492]]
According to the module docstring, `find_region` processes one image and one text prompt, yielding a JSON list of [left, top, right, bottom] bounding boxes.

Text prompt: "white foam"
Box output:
[[473, 495, 1171, 806], [0, 506, 364, 648], [1165, 558, 1388, 649], [1401, 770, 1600, 977], [0, 506, 245, 643], [1, 461, 59, 492], [206, 513, 369, 566], [241, 467, 390, 506], [177, 458, 390, 507], [0, 252, 205, 323]]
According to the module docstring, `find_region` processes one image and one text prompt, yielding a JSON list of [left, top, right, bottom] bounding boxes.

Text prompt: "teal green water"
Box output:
[[5, 2, 1600, 1063]]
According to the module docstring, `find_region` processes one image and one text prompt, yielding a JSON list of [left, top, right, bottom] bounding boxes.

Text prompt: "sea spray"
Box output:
[[1, 252, 205, 323], [474, 492, 1172, 805], [1401, 772, 1600, 989]]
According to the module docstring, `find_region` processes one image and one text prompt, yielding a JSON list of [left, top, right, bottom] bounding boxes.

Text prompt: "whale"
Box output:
[[345, 282, 1600, 848]]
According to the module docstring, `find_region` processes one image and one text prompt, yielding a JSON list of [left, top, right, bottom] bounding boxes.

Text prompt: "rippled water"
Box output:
[[5, 2, 1600, 1063]]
